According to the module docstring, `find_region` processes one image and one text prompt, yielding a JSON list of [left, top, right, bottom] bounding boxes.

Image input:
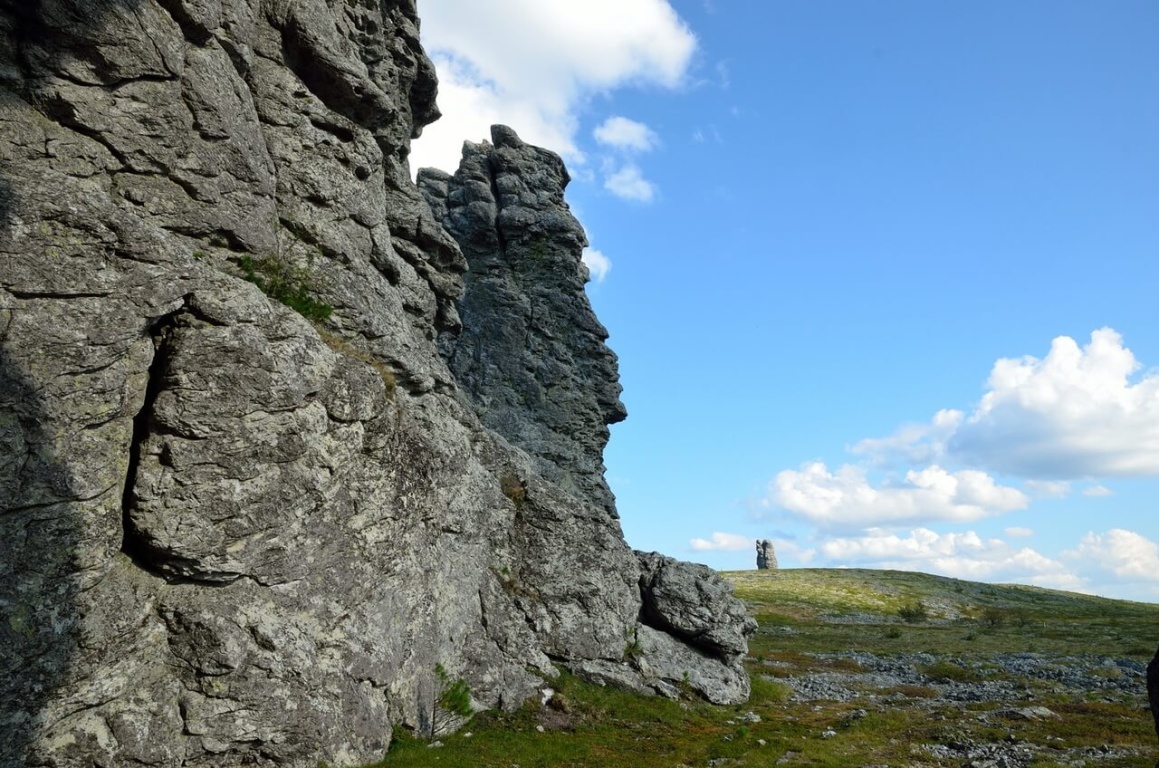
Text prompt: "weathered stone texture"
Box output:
[[756, 539, 778, 570], [421, 126, 626, 517], [0, 2, 753, 766]]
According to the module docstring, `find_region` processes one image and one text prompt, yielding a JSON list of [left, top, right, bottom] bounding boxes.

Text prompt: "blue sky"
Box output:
[[412, 0, 1159, 602]]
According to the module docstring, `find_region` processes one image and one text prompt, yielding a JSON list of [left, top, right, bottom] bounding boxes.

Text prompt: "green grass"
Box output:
[[237, 252, 333, 322], [365, 568, 1159, 767]]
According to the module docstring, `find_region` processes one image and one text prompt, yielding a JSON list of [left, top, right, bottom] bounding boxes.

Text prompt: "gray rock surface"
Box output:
[[756, 539, 777, 570], [0, 2, 752, 767], [420, 126, 626, 517]]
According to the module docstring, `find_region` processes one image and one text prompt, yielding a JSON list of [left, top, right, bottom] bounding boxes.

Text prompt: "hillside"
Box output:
[[376, 568, 1159, 767]]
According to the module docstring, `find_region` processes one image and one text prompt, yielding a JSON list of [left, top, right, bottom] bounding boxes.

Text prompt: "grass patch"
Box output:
[[917, 660, 979, 684], [236, 252, 332, 322], [318, 330, 396, 395]]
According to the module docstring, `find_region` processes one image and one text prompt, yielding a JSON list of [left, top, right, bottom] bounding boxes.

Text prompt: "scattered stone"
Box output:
[[999, 706, 1060, 721], [1148, 645, 1159, 742]]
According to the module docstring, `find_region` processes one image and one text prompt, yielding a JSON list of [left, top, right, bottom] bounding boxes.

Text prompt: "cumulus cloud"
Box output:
[[604, 164, 656, 202], [689, 532, 753, 552], [767, 462, 1028, 528], [410, 0, 696, 174], [950, 329, 1159, 479], [594, 117, 659, 152], [1065, 529, 1159, 581], [852, 329, 1159, 480], [1023, 480, 1071, 499], [817, 528, 1071, 585], [581, 248, 612, 283], [851, 409, 963, 466], [1082, 484, 1114, 497], [1004, 526, 1035, 538]]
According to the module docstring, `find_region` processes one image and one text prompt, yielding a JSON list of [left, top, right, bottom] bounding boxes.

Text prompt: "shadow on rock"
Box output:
[[0, 346, 81, 767], [1, 3, 144, 762]]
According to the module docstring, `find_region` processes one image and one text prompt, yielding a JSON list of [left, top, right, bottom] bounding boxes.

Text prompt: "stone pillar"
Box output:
[[755, 540, 778, 570]]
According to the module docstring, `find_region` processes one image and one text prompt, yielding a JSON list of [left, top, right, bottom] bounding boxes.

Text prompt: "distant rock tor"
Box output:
[[757, 539, 779, 570], [0, 1, 754, 766]]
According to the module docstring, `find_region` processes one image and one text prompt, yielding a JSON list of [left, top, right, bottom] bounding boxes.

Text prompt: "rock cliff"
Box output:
[[0, 2, 753, 767]]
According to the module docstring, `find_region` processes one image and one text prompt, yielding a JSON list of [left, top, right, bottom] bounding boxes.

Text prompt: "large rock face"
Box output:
[[0, 2, 754, 767]]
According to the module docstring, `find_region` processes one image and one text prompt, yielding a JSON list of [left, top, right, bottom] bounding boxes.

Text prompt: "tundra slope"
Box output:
[[0, 1, 752, 766]]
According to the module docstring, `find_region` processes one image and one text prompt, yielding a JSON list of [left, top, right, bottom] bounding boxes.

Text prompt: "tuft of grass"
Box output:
[[436, 664, 473, 718], [237, 252, 333, 322], [918, 659, 979, 684], [318, 330, 396, 396], [499, 474, 526, 509]]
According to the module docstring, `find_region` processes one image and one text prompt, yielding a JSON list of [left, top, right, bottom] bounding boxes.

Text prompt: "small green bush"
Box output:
[[981, 606, 1008, 627], [918, 660, 978, 683], [435, 663, 473, 718], [237, 253, 332, 322], [623, 628, 643, 661], [898, 601, 928, 623]]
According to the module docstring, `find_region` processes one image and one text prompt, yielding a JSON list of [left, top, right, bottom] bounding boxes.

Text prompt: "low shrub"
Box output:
[[237, 253, 332, 322], [898, 601, 928, 623]]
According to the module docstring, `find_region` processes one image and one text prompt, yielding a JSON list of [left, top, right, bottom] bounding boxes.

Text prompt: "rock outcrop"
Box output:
[[0, 2, 753, 767], [420, 126, 626, 517], [756, 539, 778, 570]]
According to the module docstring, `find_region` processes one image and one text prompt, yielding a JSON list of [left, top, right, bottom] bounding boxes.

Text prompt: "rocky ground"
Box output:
[[764, 649, 1149, 767]]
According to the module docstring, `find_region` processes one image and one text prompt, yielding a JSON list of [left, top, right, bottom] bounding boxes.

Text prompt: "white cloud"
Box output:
[[767, 538, 817, 566], [851, 409, 962, 466], [1004, 526, 1034, 538], [604, 164, 656, 202], [410, 0, 696, 174], [581, 247, 612, 283], [1023, 480, 1071, 499], [1082, 484, 1114, 497], [767, 462, 1028, 529], [594, 117, 659, 153], [950, 329, 1159, 478], [817, 527, 1071, 584], [689, 532, 753, 552], [852, 329, 1159, 481], [1065, 529, 1159, 581]]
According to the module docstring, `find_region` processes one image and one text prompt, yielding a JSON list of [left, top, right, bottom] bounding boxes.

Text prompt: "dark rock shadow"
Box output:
[[0, 177, 12, 235], [0, 345, 80, 767], [0, 1, 142, 763]]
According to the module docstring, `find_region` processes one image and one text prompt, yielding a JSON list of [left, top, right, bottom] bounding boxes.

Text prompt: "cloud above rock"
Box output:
[[410, 0, 696, 174], [689, 532, 753, 552], [766, 462, 1028, 529], [852, 329, 1159, 480]]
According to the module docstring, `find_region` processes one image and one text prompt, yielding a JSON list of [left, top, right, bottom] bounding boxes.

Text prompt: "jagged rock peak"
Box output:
[[420, 125, 627, 517]]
